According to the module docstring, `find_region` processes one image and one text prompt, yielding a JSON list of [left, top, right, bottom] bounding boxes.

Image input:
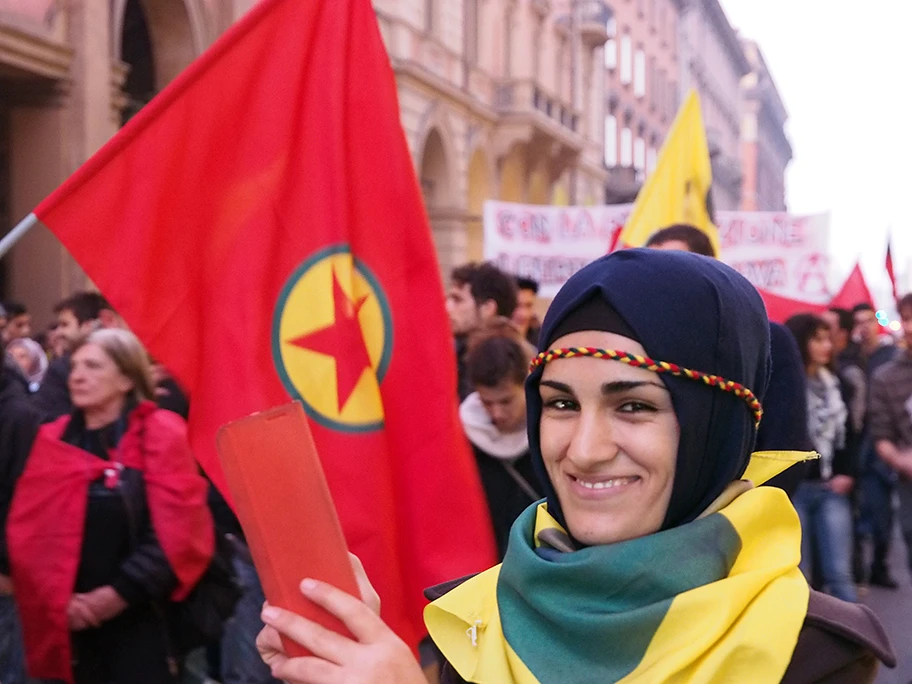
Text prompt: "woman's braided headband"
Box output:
[[529, 347, 763, 428]]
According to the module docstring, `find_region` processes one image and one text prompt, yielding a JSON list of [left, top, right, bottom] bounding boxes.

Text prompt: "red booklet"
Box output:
[[216, 402, 359, 657]]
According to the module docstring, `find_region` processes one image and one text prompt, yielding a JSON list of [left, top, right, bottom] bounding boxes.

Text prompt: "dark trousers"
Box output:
[[857, 469, 895, 571], [72, 604, 177, 684], [855, 437, 895, 573], [897, 479, 912, 573]]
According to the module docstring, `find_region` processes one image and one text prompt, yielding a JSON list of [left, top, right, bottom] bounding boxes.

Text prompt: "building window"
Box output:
[[467, 0, 479, 66], [620, 34, 632, 85], [504, 7, 513, 79], [647, 146, 657, 172], [634, 49, 646, 98], [648, 55, 656, 108], [659, 2, 666, 42], [650, 0, 658, 28], [655, 69, 665, 117], [634, 137, 646, 170], [604, 18, 617, 69], [668, 81, 677, 118], [604, 115, 618, 167], [620, 127, 633, 167]]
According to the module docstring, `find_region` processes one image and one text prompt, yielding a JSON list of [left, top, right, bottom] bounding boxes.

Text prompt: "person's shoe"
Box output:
[[868, 569, 899, 589]]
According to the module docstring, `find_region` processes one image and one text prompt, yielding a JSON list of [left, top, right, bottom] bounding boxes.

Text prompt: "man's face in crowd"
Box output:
[[446, 283, 482, 336], [822, 311, 848, 354], [477, 380, 527, 433], [512, 288, 536, 334], [55, 308, 84, 349], [3, 313, 31, 342], [853, 309, 880, 346]]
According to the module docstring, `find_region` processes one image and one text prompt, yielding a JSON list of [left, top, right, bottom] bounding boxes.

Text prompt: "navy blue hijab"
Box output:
[[526, 249, 771, 532]]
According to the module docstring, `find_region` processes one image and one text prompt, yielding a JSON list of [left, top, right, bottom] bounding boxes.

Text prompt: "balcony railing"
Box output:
[[495, 81, 579, 134]]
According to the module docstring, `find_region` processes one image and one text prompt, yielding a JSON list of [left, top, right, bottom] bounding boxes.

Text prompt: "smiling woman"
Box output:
[[255, 249, 896, 684]]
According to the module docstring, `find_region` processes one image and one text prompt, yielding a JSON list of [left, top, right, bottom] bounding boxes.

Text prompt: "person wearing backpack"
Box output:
[[5, 329, 216, 683]]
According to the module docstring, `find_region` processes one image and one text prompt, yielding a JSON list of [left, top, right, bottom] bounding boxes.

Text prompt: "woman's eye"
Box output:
[[618, 401, 656, 414], [543, 398, 578, 411]]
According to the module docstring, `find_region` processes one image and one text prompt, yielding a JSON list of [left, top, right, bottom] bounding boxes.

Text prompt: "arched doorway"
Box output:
[[419, 129, 451, 209], [419, 127, 462, 278], [466, 148, 492, 261], [117, 0, 201, 123], [120, 0, 155, 124], [528, 161, 551, 205], [499, 145, 526, 202]]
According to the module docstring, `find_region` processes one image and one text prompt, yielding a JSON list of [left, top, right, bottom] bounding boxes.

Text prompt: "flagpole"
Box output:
[[0, 213, 38, 260]]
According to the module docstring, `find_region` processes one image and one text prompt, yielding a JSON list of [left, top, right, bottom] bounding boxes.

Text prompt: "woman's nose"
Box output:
[[565, 408, 618, 469]]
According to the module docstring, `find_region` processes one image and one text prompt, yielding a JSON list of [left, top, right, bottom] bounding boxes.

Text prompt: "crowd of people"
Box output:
[[1, 226, 911, 682]]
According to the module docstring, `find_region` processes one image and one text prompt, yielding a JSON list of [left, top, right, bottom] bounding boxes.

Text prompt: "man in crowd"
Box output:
[[869, 294, 912, 585], [1, 301, 31, 344], [852, 302, 899, 587], [32, 291, 109, 420], [446, 262, 518, 400], [511, 277, 541, 347]]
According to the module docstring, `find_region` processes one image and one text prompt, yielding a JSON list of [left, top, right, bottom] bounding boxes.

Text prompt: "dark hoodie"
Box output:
[[0, 361, 41, 574]]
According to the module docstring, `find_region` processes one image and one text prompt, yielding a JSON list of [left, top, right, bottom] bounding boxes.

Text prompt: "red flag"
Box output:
[[757, 290, 827, 324], [886, 237, 899, 302], [830, 262, 874, 311], [32, 0, 495, 647]]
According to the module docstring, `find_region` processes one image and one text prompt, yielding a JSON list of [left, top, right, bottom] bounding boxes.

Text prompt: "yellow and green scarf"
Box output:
[[425, 452, 814, 683]]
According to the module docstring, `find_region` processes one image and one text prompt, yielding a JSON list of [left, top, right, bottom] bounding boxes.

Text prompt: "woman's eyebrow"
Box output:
[[601, 380, 668, 395], [540, 379, 668, 394], [540, 380, 573, 393]]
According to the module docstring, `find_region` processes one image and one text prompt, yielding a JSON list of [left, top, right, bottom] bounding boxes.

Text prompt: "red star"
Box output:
[[288, 268, 373, 414]]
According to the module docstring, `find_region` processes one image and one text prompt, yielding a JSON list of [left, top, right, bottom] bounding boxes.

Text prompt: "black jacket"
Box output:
[[60, 410, 178, 605], [471, 444, 541, 560], [0, 364, 41, 574], [32, 354, 72, 422]]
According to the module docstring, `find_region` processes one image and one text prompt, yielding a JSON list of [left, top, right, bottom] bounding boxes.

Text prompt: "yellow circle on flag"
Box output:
[[272, 245, 392, 432]]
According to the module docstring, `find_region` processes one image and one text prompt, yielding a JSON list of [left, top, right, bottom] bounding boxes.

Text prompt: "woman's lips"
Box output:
[[566, 473, 641, 498]]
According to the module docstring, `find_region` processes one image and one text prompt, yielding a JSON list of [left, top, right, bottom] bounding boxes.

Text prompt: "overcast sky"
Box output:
[[722, 0, 912, 309]]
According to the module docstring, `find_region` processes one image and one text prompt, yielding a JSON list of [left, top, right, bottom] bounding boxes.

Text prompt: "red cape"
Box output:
[[7, 402, 213, 681]]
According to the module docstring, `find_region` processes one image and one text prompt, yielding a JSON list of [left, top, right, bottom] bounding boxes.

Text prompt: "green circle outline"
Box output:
[[271, 244, 394, 433]]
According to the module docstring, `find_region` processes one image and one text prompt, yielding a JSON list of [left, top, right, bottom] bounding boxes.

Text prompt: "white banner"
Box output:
[[484, 201, 830, 301], [483, 201, 631, 298], [717, 212, 831, 303]]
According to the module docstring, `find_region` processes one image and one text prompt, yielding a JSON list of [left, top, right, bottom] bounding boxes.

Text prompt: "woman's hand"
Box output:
[[256, 554, 425, 684], [67, 595, 101, 631], [74, 586, 128, 625]]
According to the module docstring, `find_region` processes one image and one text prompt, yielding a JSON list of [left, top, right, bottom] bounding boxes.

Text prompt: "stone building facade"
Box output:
[[739, 38, 791, 212], [0, 0, 611, 326]]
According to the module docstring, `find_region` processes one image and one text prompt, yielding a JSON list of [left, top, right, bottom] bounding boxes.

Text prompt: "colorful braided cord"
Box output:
[[529, 347, 763, 428]]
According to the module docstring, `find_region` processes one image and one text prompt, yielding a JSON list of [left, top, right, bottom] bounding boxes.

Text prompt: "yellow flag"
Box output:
[[619, 89, 719, 253]]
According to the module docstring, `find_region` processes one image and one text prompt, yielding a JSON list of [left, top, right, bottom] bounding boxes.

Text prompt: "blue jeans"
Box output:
[[0, 594, 31, 684], [220, 554, 281, 684], [794, 481, 858, 602]]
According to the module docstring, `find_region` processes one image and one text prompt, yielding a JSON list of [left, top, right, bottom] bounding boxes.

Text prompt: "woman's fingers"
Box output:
[[256, 623, 287, 667], [298, 578, 387, 644], [269, 655, 341, 684], [261, 602, 358, 666], [348, 553, 381, 615]]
